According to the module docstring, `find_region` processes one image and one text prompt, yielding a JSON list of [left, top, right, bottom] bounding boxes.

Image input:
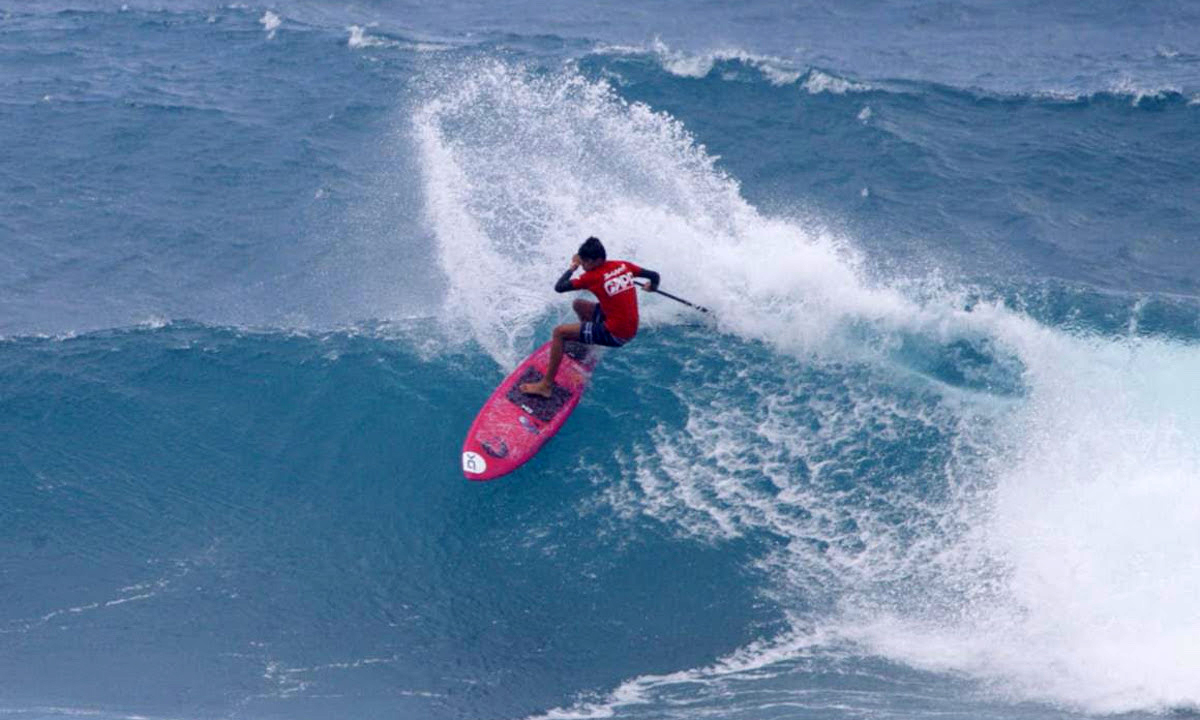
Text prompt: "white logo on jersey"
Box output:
[[603, 270, 634, 297]]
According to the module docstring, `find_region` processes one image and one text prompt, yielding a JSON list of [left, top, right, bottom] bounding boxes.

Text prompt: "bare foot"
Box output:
[[519, 380, 554, 398]]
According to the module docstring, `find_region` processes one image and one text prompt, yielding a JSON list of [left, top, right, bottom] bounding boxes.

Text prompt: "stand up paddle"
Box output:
[[638, 281, 709, 314]]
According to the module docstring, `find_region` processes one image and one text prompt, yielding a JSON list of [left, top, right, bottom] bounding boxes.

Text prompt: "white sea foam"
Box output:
[[137, 315, 170, 330], [596, 39, 804, 86], [347, 26, 451, 53], [1031, 88, 1085, 103], [1024, 82, 1188, 106], [593, 40, 873, 94], [802, 68, 871, 95], [347, 25, 394, 49], [523, 628, 836, 720], [415, 58, 1200, 714], [259, 10, 281, 40], [1109, 75, 1182, 106], [415, 60, 913, 365], [838, 324, 1200, 713]]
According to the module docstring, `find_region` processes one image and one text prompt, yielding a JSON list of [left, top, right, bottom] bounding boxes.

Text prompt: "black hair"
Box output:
[[579, 236, 606, 262]]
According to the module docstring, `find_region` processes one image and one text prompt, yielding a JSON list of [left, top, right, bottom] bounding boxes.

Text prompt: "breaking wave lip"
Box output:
[[1103, 75, 1186, 106], [346, 24, 455, 52], [588, 39, 875, 94], [1031, 78, 1190, 107], [584, 41, 1195, 108], [591, 38, 807, 86]]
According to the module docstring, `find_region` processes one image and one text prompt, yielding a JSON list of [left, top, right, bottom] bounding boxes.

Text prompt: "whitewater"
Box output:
[[2, 2, 1198, 719]]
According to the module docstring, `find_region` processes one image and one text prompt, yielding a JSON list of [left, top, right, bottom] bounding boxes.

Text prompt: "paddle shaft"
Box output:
[[636, 281, 709, 314]]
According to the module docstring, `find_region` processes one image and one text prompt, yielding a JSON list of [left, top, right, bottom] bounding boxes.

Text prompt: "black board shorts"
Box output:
[[580, 306, 629, 347]]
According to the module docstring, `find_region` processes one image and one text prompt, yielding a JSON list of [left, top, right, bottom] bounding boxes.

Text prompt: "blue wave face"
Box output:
[[2, 3, 1200, 720], [0, 323, 791, 718]]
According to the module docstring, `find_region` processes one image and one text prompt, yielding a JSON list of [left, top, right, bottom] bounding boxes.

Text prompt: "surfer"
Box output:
[[519, 236, 659, 398]]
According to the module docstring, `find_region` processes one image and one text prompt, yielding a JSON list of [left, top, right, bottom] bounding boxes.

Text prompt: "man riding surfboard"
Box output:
[[519, 236, 660, 398]]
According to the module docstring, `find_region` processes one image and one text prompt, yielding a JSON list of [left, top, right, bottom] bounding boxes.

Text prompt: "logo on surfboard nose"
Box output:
[[462, 451, 487, 474]]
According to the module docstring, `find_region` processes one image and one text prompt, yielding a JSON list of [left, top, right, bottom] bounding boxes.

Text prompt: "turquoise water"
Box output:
[[2, 3, 1199, 718]]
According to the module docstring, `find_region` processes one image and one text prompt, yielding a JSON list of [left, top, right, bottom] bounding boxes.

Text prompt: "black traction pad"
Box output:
[[507, 367, 574, 422]]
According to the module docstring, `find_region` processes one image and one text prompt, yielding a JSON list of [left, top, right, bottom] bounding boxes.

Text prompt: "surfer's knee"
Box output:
[[552, 323, 580, 341]]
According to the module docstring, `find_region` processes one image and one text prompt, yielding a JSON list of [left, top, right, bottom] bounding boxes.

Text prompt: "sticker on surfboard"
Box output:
[[462, 451, 487, 475]]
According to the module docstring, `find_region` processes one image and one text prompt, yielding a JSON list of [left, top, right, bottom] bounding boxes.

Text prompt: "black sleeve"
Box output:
[[635, 267, 660, 291], [554, 266, 577, 293]]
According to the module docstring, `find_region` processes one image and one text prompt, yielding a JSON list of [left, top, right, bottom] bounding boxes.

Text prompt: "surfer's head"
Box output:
[[578, 236, 606, 269]]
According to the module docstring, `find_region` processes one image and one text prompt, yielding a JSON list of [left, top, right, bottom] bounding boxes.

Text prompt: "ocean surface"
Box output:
[[2, 2, 1199, 719]]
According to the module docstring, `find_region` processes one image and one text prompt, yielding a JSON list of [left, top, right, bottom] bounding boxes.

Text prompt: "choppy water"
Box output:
[[2, 2, 1199, 719]]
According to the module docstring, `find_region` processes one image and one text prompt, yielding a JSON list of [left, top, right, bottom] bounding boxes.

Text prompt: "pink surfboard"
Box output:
[[461, 341, 600, 481]]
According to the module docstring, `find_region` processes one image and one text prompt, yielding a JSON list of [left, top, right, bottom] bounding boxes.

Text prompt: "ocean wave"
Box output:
[[1032, 77, 1189, 107], [1105, 75, 1186, 106], [18, 8, 1188, 112], [591, 39, 803, 85], [0, 317, 441, 350], [800, 68, 871, 95], [583, 42, 1194, 110], [589, 40, 877, 92], [346, 24, 454, 52], [414, 55, 1200, 714]]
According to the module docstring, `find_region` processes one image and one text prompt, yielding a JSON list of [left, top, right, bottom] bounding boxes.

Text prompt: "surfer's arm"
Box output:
[[635, 267, 660, 292], [554, 256, 582, 293], [554, 268, 576, 293]]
